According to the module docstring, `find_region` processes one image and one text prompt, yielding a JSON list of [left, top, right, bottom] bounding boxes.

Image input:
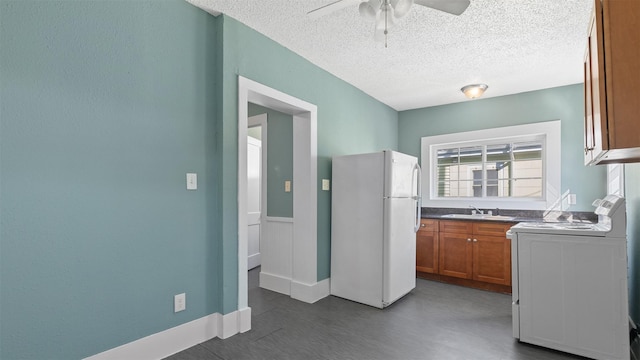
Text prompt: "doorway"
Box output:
[[247, 114, 266, 271], [237, 77, 327, 332]]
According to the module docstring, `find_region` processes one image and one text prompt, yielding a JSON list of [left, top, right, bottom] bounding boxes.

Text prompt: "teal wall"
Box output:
[[6, 1, 622, 357], [0, 1, 220, 358], [248, 104, 294, 218], [625, 164, 640, 325], [0, 4, 398, 356], [218, 15, 398, 308], [398, 85, 607, 211]]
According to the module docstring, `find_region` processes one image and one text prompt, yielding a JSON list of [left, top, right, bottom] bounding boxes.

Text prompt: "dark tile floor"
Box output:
[[166, 268, 635, 360]]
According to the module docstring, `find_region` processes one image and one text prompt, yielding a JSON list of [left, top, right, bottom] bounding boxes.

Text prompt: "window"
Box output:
[[421, 121, 561, 210], [435, 140, 543, 198]]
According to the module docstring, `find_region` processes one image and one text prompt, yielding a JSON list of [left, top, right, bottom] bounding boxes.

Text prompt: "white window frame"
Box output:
[[420, 120, 561, 210]]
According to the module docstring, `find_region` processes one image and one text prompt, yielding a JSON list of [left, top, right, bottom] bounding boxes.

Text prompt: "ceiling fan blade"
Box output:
[[413, 0, 470, 15], [307, 0, 361, 19]]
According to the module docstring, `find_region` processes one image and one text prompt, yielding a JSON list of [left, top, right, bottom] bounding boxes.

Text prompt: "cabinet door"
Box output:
[[439, 232, 472, 279], [416, 230, 438, 274], [439, 220, 473, 234], [472, 235, 511, 285], [588, 0, 608, 159], [584, 40, 595, 164], [473, 222, 513, 237]]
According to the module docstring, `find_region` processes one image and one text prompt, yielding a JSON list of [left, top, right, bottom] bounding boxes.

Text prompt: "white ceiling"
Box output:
[[186, 0, 593, 111]]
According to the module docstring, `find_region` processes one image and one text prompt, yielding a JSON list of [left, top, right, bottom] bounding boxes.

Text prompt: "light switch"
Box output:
[[322, 179, 330, 191], [285, 180, 291, 193], [186, 173, 197, 190], [174, 293, 186, 312]]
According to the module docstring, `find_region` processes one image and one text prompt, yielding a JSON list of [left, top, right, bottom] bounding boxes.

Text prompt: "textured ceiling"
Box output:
[[186, 0, 593, 111]]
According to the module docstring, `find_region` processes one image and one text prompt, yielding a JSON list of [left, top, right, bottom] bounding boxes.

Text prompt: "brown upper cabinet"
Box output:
[[583, 0, 640, 165]]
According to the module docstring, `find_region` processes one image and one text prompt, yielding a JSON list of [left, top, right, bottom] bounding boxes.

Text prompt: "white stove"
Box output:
[[511, 221, 602, 233], [508, 194, 629, 360], [509, 195, 626, 237]]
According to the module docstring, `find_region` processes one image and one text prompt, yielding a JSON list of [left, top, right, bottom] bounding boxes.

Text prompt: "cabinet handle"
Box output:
[[473, 239, 478, 242], [421, 224, 426, 227], [467, 238, 471, 242]]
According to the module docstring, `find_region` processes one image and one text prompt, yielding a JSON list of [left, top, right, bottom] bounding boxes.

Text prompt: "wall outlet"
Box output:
[[568, 193, 577, 205], [322, 179, 330, 191], [174, 293, 186, 313], [285, 180, 291, 193]]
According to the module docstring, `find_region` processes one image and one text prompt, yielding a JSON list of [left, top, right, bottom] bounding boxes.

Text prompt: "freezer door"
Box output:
[[384, 151, 418, 198], [382, 197, 417, 306]]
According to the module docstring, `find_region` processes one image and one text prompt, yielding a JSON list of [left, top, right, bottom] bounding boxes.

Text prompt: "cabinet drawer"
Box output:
[[418, 219, 438, 232], [473, 222, 514, 237], [439, 220, 473, 234]]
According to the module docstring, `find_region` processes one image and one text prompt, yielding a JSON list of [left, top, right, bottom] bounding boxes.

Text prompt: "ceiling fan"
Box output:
[[308, 0, 470, 46]]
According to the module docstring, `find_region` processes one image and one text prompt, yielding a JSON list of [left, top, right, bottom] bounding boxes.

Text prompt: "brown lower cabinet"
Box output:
[[417, 219, 514, 294], [416, 219, 438, 274]]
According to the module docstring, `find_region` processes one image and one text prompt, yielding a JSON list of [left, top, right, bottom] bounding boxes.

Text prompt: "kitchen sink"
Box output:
[[441, 214, 516, 221]]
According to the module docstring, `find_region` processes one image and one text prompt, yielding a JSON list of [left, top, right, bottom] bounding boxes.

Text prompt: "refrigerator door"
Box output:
[[331, 152, 385, 308], [382, 197, 417, 306], [384, 151, 418, 198]]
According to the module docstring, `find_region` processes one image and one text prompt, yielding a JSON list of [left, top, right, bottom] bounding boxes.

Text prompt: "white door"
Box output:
[[247, 135, 262, 269]]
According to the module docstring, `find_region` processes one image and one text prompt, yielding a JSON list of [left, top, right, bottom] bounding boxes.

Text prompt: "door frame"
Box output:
[[237, 76, 321, 317]]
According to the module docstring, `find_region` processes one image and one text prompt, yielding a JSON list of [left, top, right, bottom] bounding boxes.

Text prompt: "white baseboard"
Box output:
[[239, 307, 251, 333], [259, 271, 330, 304], [291, 278, 330, 304], [260, 271, 291, 295], [248, 253, 261, 270], [83, 309, 250, 360]]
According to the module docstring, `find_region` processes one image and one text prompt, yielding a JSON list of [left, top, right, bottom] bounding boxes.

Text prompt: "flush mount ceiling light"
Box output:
[[308, 0, 470, 47], [461, 84, 489, 99]]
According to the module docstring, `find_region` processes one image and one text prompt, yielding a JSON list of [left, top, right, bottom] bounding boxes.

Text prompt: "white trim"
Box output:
[[291, 278, 330, 304], [238, 78, 250, 312], [247, 124, 263, 272], [247, 253, 261, 269], [218, 311, 240, 340], [83, 310, 246, 360], [265, 216, 294, 223], [238, 307, 252, 334], [420, 120, 561, 210], [259, 271, 292, 295], [237, 76, 323, 315], [292, 112, 318, 286]]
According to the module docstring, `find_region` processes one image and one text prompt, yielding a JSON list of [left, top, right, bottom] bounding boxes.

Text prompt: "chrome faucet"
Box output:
[[469, 205, 483, 214]]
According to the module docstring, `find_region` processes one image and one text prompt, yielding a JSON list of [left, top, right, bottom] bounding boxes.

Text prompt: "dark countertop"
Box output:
[[421, 213, 533, 223], [421, 207, 598, 223]]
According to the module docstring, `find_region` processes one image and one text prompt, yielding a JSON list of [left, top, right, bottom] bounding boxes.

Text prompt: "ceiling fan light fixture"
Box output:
[[392, 0, 413, 18], [375, 2, 396, 29], [461, 84, 488, 99], [359, 1, 377, 20]]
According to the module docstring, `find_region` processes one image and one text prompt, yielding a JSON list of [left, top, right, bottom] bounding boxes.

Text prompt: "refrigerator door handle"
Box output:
[[412, 163, 422, 233]]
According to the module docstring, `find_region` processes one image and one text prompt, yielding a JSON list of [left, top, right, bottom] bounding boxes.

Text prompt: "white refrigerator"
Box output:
[[330, 150, 422, 308]]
